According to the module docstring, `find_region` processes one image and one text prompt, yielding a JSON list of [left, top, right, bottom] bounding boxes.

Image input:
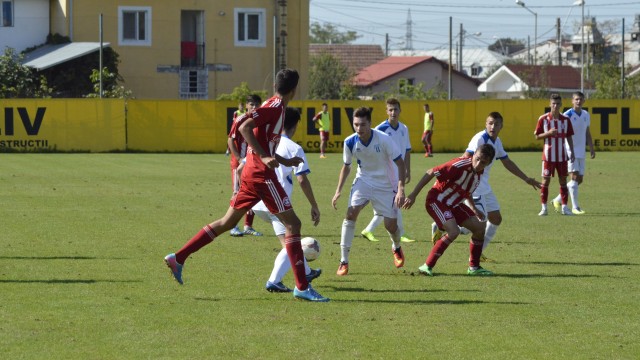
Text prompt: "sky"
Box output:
[[310, 0, 640, 50]]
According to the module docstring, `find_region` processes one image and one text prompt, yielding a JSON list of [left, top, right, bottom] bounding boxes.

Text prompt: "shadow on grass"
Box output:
[[0, 279, 142, 284], [527, 261, 638, 266], [0, 256, 128, 260], [325, 285, 479, 294], [193, 296, 529, 305]]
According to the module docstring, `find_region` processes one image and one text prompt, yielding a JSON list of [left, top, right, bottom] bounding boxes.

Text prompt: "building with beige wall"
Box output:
[[48, 0, 309, 99]]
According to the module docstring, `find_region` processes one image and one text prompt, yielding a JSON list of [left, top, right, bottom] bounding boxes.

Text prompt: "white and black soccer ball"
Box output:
[[300, 237, 320, 262]]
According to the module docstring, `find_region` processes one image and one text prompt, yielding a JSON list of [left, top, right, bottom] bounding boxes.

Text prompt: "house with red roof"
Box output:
[[309, 44, 385, 75], [478, 64, 592, 99], [353, 56, 481, 99]]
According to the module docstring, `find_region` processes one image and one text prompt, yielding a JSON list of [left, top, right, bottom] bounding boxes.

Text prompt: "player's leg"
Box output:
[[361, 212, 382, 242], [557, 162, 572, 216], [421, 131, 429, 156], [229, 164, 244, 236], [539, 161, 552, 216], [568, 158, 585, 213], [419, 201, 460, 276], [426, 131, 433, 156], [460, 214, 493, 276]]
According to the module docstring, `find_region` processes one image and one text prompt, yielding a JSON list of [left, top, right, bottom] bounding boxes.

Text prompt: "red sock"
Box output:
[[427, 145, 432, 155], [285, 234, 309, 291], [175, 225, 217, 264], [560, 186, 569, 205], [469, 237, 484, 267], [540, 184, 548, 204], [244, 210, 255, 227], [426, 234, 451, 267]]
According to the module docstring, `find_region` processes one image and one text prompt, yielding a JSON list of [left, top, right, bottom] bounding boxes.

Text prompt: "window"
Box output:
[[118, 6, 152, 46], [1, 0, 13, 27], [234, 8, 266, 47], [471, 63, 482, 77]]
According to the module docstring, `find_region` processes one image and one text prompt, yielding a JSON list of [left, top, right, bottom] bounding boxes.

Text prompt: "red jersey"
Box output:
[[534, 112, 574, 162], [426, 157, 483, 208], [228, 117, 248, 169], [238, 96, 286, 180]]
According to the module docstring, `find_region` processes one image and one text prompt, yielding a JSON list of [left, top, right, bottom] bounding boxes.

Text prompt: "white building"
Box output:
[[0, 0, 50, 53]]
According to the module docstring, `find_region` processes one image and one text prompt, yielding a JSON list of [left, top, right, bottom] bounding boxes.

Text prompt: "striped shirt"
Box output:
[[534, 112, 574, 162], [426, 157, 483, 207]]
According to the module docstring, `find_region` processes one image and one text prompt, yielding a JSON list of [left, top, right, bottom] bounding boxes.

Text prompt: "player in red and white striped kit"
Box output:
[[534, 93, 575, 216], [403, 144, 496, 276]]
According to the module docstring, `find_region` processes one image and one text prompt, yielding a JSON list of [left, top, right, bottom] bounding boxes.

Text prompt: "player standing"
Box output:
[[331, 107, 406, 276], [403, 144, 496, 276], [551, 91, 595, 215], [164, 69, 329, 302], [421, 104, 434, 157], [312, 103, 331, 158], [251, 107, 323, 292], [535, 93, 575, 216], [227, 94, 263, 237], [360, 98, 415, 243]]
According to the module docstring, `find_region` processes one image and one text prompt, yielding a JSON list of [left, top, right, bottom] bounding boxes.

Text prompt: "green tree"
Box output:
[[216, 82, 268, 103], [589, 59, 640, 99], [85, 67, 134, 99], [308, 52, 355, 100], [376, 79, 447, 100], [0, 48, 52, 98], [309, 22, 360, 44]]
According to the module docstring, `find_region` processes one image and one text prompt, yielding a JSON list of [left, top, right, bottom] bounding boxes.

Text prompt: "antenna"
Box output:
[[405, 9, 413, 50]]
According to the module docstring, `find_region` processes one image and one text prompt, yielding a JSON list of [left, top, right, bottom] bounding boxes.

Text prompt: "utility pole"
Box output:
[[459, 23, 463, 72], [557, 17, 562, 65], [448, 17, 452, 100]]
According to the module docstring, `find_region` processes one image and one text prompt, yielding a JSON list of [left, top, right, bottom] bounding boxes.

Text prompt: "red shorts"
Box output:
[[421, 131, 432, 143], [320, 131, 330, 142], [541, 161, 568, 178], [425, 199, 475, 229], [231, 177, 293, 214]]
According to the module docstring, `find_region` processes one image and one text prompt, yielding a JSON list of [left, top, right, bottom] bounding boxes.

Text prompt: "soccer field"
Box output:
[[1, 152, 639, 359]]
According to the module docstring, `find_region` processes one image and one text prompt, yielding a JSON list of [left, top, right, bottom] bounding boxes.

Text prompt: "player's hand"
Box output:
[[526, 177, 542, 190], [590, 150, 596, 159], [402, 194, 416, 209], [405, 172, 411, 185], [394, 191, 405, 209], [548, 128, 558, 136], [310, 206, 320, 226], [476, 211, 487, 222], [570, 153, 575, 163], [332, 192, 341, 210], [261, 156, 279, 169]]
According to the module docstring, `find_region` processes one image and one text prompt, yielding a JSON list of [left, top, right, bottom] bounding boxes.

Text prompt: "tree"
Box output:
[[308, 52, 355, 100], [216, 82, 268, 103], [488, 38, 525, 55], [0, 48, 52, 98], [85, 67, 134, 99], [309, 22, 360, 44], [376, 79, 447, 100], [589, 57, 640, 99]]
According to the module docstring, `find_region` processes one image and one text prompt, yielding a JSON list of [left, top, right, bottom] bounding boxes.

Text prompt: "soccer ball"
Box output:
[[300, 237, 320, 262]]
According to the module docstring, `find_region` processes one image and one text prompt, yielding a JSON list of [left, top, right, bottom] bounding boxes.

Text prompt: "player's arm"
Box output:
[[275, 153, 303, 167], [297, 173, 320, 226], [566, 136, 575, 162], [586, 126, 596, 159], [403, 168, 435, 209], [312, 112, 321, 122], [404, 149, 411, 184], [393, 157, 406, 208], [238, 117, 279, 169], [227, 137, 242, 160], [332, 164, 351, 210], [501, 157, 542, 190], [464, 197, 486, 222], [534, 120, 557, 140]]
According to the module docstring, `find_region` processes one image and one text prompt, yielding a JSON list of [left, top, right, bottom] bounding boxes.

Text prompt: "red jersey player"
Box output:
[[403, 144, 496, 276], [164, 69, 329, 302], [534, 93, 575, 216]]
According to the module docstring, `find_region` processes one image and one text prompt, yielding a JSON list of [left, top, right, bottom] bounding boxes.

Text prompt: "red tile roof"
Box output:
[[505, 64, 585, 89], [354, 56, 433, 86], [309, 44, 385, 74]]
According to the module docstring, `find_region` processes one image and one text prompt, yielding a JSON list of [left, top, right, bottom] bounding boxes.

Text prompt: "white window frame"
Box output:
[[1, 0, 13, 27], [234, 8, 266, 48], [118, 6, 152, 46]]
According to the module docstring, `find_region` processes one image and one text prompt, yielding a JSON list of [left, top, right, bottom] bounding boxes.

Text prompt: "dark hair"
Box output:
[[424, 103, 429, 107], [477, 143, 496, 162], [247, 94, 262, 105], [322, 102, 328, 107], [488, 111, 503, 123], [572, 91, 584, 98], [386, 97, 401, 110], [283, 107, 301, 130], [353, 107, 372, 122], [550, 93, 562, 101], [275, 68, 300, 95]]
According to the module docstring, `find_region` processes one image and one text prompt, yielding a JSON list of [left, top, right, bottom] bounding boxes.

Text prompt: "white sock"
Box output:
[[268, 248, 290, 283], [269, 248, 311, 284], [387, 225, 402, 250], [567, 180, 579, 209], [541, 204, 547, 211], [483, 222, 499, 250], [364, 214, 383, 233], [341, 219, 355, 263], [552, 194, 561, 203]]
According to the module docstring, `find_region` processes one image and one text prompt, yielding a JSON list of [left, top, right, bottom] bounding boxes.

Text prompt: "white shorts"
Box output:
[[472, 191, 500, 215], [253, 208, 286, 236], [348, 178, 398, 219], [567, 157, 586, 175]]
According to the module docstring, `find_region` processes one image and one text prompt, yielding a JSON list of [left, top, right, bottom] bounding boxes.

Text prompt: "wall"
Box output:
[[0, 0, 49, 52], [1, 99, 638, 152]]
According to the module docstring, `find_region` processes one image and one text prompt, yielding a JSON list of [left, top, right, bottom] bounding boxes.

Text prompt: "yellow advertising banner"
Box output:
[[1, 99, 638, 153]]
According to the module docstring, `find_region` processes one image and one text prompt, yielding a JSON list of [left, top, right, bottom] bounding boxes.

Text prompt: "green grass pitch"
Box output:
[[1, 152, 639, 359]]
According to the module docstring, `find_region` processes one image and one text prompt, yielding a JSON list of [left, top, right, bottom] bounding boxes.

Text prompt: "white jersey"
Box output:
[[253, 135, 309, 212], [343, 129, 402, 191], [375, 119, 412, 161], [563, 108, 590, 159], [466, 130, 508, 196]]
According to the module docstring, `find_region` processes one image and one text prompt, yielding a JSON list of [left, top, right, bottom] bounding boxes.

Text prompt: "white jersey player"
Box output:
[[252, 108, 322, 293], [551, 91, 596, 215], [360, 98, 415, 243], [331, 107, 407, 277]]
